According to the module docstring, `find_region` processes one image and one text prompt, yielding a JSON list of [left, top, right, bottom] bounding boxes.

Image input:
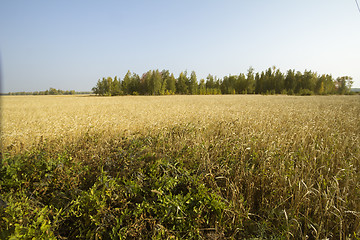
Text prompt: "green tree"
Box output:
[[160, 76, 167, 95], [205, 74, 215, 90], [274, 69, 284, 94], [49, 88, 58, 95], [105, 77, 113, 95], [176, 71, 188, 94], [189, 71, 198, 95], [336, 76, 353, 94], [199, 79, 206, 95], [294, 71, 303, 94], [92, 78, 105, 95], [262, 67, 274, 94], [302, 70, 317, 93], [285, 69, 296, 94], [323, 74, 336, 94], [236, 73, 247, 94], [214, 77, 221, 94], [122, 71, 132, 95], [221, 75, 236, 94], [152, 70, 162, 95], [128, 73, 140, 95], [255, 72, 263, 94], [139, 71, 151, 95], [315, 74, 326, 95], [111, 76, 122, 96], [246, 67, 255, 94], [166, 73, 176, 94]]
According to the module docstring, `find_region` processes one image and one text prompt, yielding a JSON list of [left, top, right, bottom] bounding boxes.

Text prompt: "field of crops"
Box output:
[[1, 95, 359, 239]]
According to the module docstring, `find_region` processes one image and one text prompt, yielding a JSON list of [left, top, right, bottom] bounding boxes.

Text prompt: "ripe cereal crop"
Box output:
[[1, 95, 359, 239]]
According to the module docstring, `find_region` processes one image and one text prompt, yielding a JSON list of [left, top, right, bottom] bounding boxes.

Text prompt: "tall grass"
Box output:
[[1, 95, 359, 239]]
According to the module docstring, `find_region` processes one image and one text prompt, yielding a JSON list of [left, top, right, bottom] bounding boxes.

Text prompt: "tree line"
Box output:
[[6, 88, 91, 95], [92, 67, 354, 96]]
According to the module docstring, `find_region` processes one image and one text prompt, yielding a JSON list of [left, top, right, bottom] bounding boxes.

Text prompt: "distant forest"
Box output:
[[6, 88, 91, 96], [5, 67, 355, 96], [93, 67, 354, 96]]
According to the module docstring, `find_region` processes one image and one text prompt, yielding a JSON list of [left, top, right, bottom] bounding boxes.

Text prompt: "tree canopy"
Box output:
[[92, 67, 354, 96]]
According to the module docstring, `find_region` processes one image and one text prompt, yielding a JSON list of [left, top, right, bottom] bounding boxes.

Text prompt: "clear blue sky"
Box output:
[[1, 0, 360, 92]]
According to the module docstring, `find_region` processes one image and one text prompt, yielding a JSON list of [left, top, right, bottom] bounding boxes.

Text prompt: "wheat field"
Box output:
[[2, 95, 359, 153], [1, 95, 360, 239]]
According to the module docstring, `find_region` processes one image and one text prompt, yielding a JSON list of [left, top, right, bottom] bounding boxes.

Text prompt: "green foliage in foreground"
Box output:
[[1, 124, 360, 239]]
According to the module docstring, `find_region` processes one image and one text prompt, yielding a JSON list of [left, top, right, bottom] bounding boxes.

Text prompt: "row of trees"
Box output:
[[92, 67, 354, 96], [7, 88, 91, 95]]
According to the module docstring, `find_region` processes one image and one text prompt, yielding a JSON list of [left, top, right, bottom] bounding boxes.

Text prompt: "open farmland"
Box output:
[[1, 95, 360, 239]]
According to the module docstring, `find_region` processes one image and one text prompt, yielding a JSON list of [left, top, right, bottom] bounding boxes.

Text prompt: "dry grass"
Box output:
[[1, 94, 360, 238]]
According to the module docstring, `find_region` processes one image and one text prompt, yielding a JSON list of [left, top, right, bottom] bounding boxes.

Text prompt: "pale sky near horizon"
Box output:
[[1, 0, 360, 93]]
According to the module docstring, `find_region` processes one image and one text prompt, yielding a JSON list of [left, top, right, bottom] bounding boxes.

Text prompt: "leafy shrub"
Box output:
[[299, 88, 314, 96]]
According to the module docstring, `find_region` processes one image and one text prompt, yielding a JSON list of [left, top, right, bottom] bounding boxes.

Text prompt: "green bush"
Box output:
[[299, 88, 314, 96]]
